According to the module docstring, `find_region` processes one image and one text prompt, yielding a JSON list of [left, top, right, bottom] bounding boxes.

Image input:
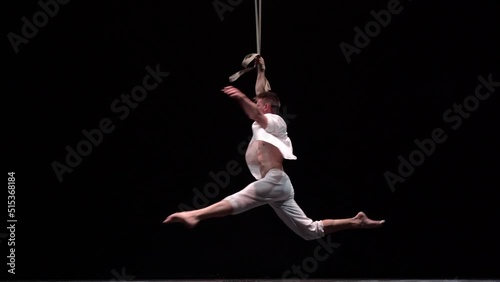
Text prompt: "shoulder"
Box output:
[[264, 113, 285, 123], [263, 113, 287, 132]]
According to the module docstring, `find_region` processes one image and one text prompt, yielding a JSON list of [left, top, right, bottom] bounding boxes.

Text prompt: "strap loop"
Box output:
[[228, 53, 271, 92]]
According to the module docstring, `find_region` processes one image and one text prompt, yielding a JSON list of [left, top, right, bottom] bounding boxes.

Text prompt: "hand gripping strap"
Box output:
[[229, 53, 271, 92]]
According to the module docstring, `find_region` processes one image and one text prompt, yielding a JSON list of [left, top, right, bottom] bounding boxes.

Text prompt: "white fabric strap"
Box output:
[[228, 0, 271, 92], [229, 53, 260, 83], [228, 54, 271, 92], [255, 0, 261, 55]]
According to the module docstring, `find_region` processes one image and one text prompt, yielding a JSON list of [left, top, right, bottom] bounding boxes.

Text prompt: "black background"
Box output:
[[4, 0, 500, 280]]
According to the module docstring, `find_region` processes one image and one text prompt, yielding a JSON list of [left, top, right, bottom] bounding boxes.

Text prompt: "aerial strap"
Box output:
[[228, 0, 271, 92]]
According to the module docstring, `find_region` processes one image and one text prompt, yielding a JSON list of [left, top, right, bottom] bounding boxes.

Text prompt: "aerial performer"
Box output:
[[163, 0, 384, 240]]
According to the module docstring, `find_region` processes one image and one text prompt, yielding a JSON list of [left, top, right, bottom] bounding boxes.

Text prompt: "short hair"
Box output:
[[254, 91, 280, 114]]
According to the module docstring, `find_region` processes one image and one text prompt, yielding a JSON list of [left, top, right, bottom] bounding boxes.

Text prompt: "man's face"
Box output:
[[256, 98, 268, 113]]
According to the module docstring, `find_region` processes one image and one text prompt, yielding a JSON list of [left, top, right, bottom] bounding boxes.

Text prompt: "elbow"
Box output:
[[249, 110, 261, 121], [248, 113, 258, 121]]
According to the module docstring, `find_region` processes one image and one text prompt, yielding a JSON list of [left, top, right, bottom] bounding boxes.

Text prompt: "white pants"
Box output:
[[223, 168, 324, 240]]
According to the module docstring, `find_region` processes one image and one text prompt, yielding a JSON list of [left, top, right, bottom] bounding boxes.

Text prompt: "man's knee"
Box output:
[[220, 198, 238, 214], [298, 223, 324, 240], [219, 199, 235, 213]]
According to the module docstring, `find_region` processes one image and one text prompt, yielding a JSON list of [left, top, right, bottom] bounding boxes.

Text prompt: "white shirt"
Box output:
[[245, 113, 297, 180]]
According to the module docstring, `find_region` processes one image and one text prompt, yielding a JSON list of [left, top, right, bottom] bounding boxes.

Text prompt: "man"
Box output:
[[163, 57, 384, 240]]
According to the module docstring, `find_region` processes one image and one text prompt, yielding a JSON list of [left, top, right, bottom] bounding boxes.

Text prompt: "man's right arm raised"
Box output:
[[221, 86, 268, 129]]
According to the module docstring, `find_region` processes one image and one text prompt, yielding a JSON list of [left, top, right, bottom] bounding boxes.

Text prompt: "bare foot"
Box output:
[[162, 211, 199, 228], [353, 211, 385, 229]]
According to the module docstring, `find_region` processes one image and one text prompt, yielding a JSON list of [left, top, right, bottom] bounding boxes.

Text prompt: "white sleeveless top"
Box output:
[[245, 113, 297, 179]]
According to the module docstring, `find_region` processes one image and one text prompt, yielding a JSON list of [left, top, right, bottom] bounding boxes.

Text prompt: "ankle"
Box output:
[[189, 210, 201, 221], [352, 217, 362, 228]]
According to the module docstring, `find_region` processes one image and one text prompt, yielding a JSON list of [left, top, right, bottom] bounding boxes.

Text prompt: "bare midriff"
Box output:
[[248, 140, 283, 178]]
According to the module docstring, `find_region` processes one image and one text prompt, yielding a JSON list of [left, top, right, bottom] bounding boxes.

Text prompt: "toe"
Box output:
[[163, 215, 173, 223]]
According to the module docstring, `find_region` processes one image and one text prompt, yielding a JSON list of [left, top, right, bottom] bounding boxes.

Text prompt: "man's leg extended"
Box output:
[[272, 198, 385, 239], [269, 171, 384, 239], [163, 175, 278, 228], [163, 200, 233, 228], [321, 212, 385, 234]]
